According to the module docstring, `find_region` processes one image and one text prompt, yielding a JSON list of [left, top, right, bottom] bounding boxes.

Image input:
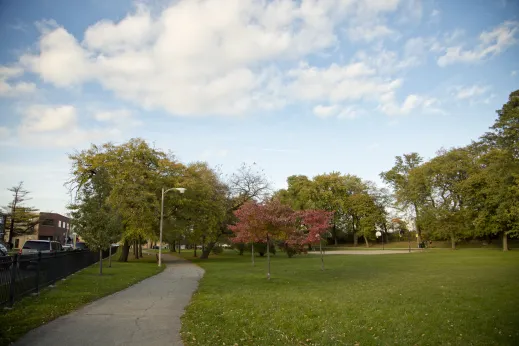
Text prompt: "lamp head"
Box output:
[[175, 188, 186, 194]]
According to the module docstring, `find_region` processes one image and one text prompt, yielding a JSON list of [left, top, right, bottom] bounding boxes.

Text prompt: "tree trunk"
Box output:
[[7, 214, 15, 246], [139, 242, 143, 258], [172, 240, 176, 252], [266, 236, 271, 280], [109, 246, 112, 268], [99, 249, 103, 275], [503, 232, 508, 252], [364, 235, 370, 248], [251, 243, 255, 266], [320, 239, 324, 271], [118, 240, 130, 262], [450, 233, 456, 250], [333, 223, 338, 245], [200, 241, 216, 259], [194, 245, 197, 257], [134, 241, 140, 259], [353, 233, 358, 247]]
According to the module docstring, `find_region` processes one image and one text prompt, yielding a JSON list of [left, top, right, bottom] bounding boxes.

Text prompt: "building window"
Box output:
[[42, 219, 54, 226], [58, 220, 62, 228]]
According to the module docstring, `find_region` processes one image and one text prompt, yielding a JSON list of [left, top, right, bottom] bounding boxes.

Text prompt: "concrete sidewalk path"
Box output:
[[309, 250, 422, 255], [16, 255, 204, 346]]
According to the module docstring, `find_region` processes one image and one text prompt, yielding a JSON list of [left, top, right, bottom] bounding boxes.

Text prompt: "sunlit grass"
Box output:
[[181, 249, 519, 346]]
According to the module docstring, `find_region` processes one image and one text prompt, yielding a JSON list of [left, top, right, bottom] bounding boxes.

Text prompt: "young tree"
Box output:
[[3, 182, 39, 247], [298, 210, 333, 270], [230, 200, 296, 279], [69, 170, 122, 275]]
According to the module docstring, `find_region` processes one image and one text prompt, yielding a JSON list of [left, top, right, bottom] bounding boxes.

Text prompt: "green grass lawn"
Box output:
[[180, 249, 519, 346], [0, 254, 163, 345]]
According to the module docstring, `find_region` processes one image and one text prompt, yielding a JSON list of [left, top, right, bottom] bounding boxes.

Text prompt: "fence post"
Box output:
[[34, 252, 42, 295], [8, 254, 18, 307]]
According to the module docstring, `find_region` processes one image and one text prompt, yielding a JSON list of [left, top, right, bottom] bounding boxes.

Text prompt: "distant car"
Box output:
[[19, 240, 63, 269], [0, 243, 10, 270], [74, 242, 88, 250], [62, 244, 73, 251], [0, 243, 8, 256], [20, 240, 63, 255]]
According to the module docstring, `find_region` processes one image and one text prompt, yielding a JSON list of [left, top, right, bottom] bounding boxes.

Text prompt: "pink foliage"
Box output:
[[229, 201, 332, 247], [299, 210, 334, 244]]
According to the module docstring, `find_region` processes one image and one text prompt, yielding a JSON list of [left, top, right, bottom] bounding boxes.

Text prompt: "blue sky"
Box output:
[[0, 0, 518, 215]]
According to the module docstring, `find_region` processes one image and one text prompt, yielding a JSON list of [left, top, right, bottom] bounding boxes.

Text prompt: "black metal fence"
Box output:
[[0, 247, 117, 308]]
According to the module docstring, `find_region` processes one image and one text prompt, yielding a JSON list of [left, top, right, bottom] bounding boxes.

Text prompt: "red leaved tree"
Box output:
[[228, 201, 266, 266], [299, 210, 333, 270], [229, 199, 296, 279]]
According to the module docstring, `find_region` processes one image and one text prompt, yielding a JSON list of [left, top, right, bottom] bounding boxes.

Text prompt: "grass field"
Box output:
[[0, 254, 163, 345], [180, 249, 519, 346]]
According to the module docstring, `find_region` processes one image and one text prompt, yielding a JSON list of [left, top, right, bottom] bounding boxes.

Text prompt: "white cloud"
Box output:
[[20, 105, 77, 133], [312, 104, 361, 119], [0, 126, 10, 137], [313, 105, 339, 118], [438, 21, 519, 67], [455, 85, 489, 100], [12, 104, 136, 148], [430, 9, 440, 21], [93, 109, 140, 126], [347, 24, 395, 42], [17, 0, 413, 118], [379, 93, 439, 116], [0, 65, 36, 97]]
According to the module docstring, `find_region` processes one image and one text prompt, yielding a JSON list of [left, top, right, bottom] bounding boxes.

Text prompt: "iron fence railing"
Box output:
[[0, 247, 117, 308]]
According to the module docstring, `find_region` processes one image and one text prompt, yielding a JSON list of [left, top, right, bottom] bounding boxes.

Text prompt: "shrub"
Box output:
[[278, 241, 305, 258], [212, 245, 224, 255]]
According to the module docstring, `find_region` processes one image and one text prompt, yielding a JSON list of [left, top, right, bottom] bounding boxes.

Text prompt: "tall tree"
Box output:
[[68, 138, 184, 261], [416, 147, 476, 249], [3, 182, 39, 246], [478, 90, 519, 250], [69, 169, 122, 274], [381, 153, 429, 244]]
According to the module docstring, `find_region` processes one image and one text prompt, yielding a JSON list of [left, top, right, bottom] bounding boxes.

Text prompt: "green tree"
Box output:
[[381, 153, 430, 244], [416, 147, 476, 249], [69, 169, 122, 274], [459, 90, 519, 251], [68, 138, 184, 261]]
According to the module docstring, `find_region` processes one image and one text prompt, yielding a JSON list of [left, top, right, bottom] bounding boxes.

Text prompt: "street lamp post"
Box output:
[[376, 226, 384, 250], [376, 230, 384, 250], [159, 187, 186, 267]]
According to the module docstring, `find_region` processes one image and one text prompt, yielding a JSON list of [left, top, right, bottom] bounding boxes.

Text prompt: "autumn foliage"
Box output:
[[229, 199, 332, 257]]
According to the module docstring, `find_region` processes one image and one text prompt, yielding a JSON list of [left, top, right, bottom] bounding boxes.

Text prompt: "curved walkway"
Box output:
[[16, 255, 204, 346], [310, 249, 423, 255]]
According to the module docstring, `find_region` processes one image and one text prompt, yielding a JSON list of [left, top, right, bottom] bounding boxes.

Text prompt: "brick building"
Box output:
[[10, 212, 71, 249]]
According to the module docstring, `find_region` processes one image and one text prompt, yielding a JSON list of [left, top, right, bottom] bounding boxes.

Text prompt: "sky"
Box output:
[[0, 0, 518, 216]]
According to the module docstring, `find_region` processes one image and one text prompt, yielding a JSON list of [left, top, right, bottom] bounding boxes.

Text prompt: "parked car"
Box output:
[[74, 242, 88, 250], [19, 240, 63, 255], [0, 242, 10, 270], [0, 242, 8, 256], [62, 244, 73, 251], [18, 240, 63, 269]]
